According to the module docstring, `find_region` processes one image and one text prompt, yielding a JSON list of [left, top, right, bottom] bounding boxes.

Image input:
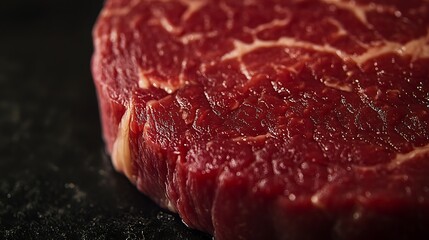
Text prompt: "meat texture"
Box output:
[[91, 0, 429, 239]]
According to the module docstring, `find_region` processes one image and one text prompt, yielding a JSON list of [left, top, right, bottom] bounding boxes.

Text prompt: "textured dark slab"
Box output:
[[0, 1, 209, 239]]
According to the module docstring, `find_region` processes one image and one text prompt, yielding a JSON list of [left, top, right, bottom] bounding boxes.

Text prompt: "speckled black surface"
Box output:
[[0, 1, 211, 239]]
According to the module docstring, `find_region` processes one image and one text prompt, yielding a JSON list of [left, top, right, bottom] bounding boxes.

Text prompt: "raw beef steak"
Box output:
[[91, 0, 429, 239]]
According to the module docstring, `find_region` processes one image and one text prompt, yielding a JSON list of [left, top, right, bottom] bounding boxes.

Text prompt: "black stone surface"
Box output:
[[0, 1, 211, 239]]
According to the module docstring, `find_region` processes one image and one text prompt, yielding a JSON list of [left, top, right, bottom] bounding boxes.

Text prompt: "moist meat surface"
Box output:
[[92, 0, 429, 239]]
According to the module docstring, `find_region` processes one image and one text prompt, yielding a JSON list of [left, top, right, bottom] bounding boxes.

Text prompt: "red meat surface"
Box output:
[[92, 0, 429, 239]]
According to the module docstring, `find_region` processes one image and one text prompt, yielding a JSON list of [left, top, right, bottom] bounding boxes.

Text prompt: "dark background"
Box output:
[[0, 1, 210, 239]]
